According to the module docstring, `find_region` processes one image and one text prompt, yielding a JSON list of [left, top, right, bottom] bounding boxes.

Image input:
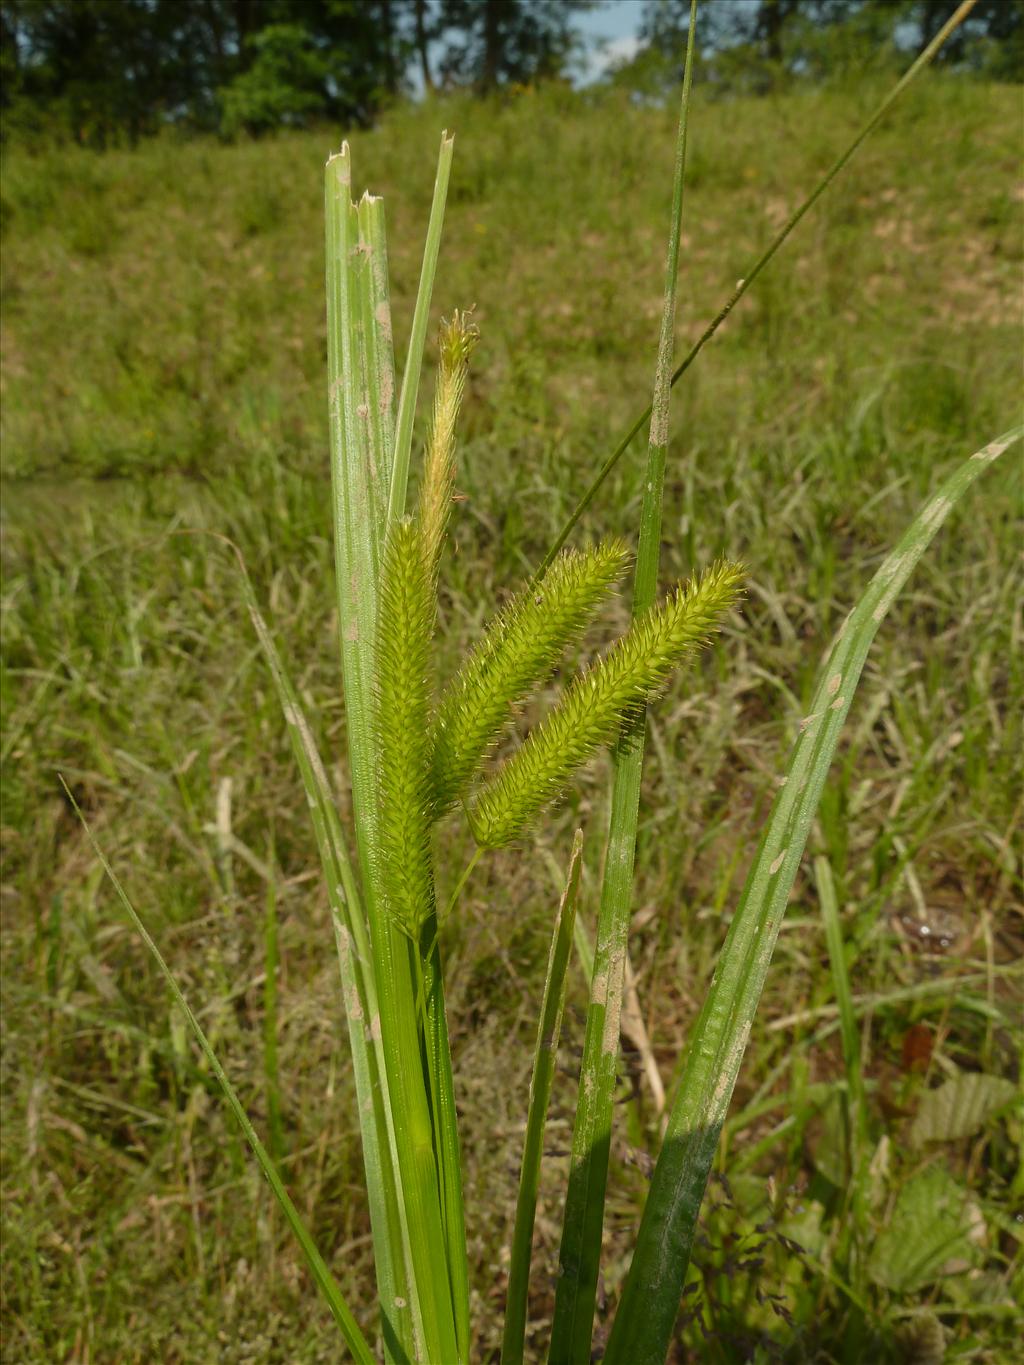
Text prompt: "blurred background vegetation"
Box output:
[[1, 0, 1022, 144], [1, 2, 1022, 1363]]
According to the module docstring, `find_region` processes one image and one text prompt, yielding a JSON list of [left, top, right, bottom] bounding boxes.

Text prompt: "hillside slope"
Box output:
[[2, 78, 1021, 1362]]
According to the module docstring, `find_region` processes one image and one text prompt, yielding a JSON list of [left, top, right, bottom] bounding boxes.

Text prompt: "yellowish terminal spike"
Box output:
[[420, 309, 479, 585]]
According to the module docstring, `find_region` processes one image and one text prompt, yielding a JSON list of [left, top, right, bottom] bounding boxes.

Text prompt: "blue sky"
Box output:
[[409, 1, 648, 95], [575, 0, 647, 83]]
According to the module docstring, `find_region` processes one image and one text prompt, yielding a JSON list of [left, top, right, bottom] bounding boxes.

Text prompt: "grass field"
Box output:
[[1, 74, 1021, 1363]]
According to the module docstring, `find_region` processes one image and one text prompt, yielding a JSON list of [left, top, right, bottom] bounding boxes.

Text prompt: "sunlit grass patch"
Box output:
[[1, 17, 1022, 1363]]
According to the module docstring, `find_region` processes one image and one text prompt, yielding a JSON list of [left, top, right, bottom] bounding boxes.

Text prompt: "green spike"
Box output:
[[374, 517, 437, 937], [470, 560, 745, 848], [429, 539, 631, 815]]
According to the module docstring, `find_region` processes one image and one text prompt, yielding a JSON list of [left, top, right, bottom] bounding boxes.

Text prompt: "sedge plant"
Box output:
[[72, 1, 1024, 1361]]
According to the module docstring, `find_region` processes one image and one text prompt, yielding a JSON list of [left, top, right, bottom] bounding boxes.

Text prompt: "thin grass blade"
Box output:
[[502, 829, 585, 1365], [357, 192, 398, 515], [326, 145, 390, 891], [815, 854, 870, 1285], [238, 555, 416, 1362], [815, 856, 870, 1165], [62, 780, 377, 1365], [327, 142, 464, 1364], [389, 132, 455, 524], [603, 426, 1020, 1365], [263, 856, 284, 1168], [533, 0, 980, 582], [549, 8, 699, 1360]]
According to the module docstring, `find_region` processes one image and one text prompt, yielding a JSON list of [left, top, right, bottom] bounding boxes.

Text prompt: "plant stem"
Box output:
[[64, 780, 377, 1365], [532, 0, 981, 583], [263, 847, 284, 1168], [604, 426, 1020, 1365], [327, 146, 462, 1364], [549, 5, 700, 1359], [502, 831, 584, 1365]]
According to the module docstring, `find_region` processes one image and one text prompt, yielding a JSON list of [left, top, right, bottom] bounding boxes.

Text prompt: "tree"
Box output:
[[637, 0, 846, 93], [0, 0, 220, 141], [0, 0, 418, 143], [218, 22, 328, 136], [911, 0, 1023, 77], [635, 0, 1023, 91], [413, 0, 437, 93], [435, 0, 593, 91]]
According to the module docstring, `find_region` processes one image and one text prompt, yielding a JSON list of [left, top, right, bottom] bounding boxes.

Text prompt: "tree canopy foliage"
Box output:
[[635, 0, 1023, 90], [1, 0, 1019, 146]]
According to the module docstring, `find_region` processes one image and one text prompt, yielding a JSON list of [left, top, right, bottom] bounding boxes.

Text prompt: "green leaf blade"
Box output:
[[868, 1166, 978, 1293], [327, 142, 464, 1364], [603, 427, 1021, 1365], [64, 782, 377, 1365], [549, 8, 701, 1359], [325, 145, 388, 897], [502, 830, 585, 1365], [910, 1072, 1019, 1147], [389, 131, 455, 524]]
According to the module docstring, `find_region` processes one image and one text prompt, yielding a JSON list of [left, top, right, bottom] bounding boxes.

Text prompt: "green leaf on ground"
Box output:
[[910, 1071, 1018, 1147], [868, 1166, 980, 1293]]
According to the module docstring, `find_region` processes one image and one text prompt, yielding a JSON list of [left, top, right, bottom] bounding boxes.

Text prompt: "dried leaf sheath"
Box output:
[[470, 560, 745, 848], [374, 517, 437, 937]]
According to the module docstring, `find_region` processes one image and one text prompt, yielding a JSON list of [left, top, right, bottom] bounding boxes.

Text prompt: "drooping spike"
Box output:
[[469, 560, 745, 848], [429, 539, 631, 815]]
